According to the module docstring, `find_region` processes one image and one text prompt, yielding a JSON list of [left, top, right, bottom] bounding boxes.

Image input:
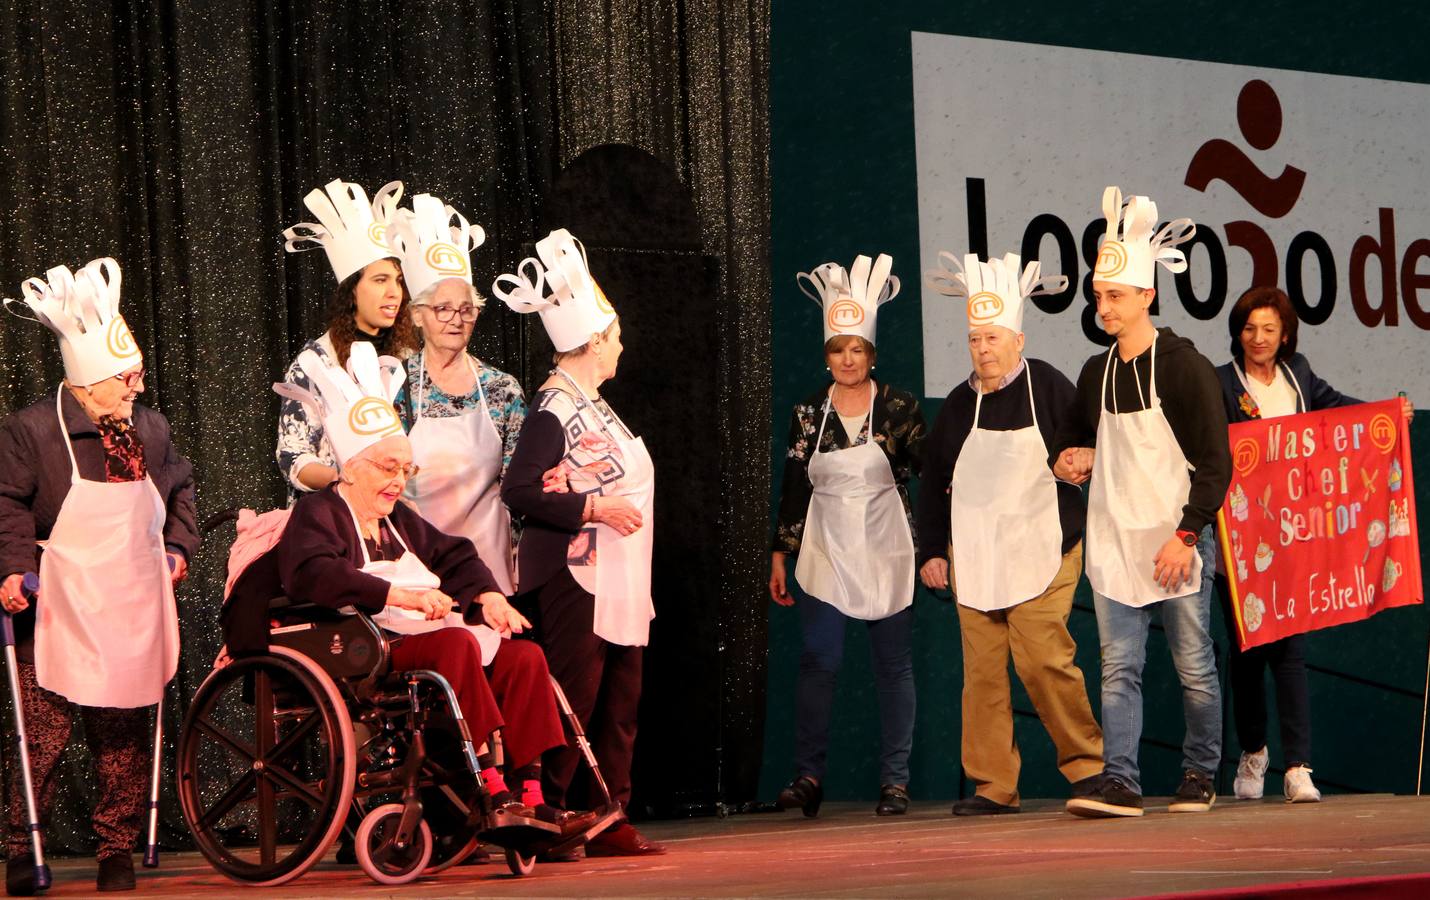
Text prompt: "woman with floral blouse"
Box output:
[[769, 326, 926, 819], [1215, 286, 1412, 804]]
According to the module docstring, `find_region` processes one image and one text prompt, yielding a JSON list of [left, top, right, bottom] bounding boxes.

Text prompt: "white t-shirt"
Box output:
[[1245, 366, 1300, 419], [838, 412, 867, 442]]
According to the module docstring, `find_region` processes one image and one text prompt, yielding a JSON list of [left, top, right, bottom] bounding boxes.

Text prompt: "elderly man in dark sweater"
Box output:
[[919, 251, 1103, 817]]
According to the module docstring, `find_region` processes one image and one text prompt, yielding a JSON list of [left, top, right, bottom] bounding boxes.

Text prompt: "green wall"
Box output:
[[765, 0, 1430, 803]]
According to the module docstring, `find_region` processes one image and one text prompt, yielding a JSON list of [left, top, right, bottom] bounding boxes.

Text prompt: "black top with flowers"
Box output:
[[773, 381, 926, 554]]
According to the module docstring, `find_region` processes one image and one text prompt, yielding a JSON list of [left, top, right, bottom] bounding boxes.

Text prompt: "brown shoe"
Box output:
[[584, 822, 666, 857]]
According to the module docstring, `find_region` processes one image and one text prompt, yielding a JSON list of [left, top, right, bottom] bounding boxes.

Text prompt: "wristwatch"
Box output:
[[1175, 529, 1198, 547]]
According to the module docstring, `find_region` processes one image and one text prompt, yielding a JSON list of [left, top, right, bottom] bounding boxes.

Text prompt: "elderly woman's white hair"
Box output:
[[410, 279, 486, 311]]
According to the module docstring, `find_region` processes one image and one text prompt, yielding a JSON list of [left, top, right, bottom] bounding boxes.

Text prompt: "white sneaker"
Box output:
[[1284, 765, 1322, 803], [1234, 747, 1269, 799]]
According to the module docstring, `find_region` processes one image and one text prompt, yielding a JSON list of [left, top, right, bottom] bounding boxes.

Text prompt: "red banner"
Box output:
[[1219, 399, 1422, 650]]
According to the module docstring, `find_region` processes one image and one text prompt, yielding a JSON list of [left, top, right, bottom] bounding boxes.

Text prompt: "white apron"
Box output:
[[794, 382, 915, 621], [404, 353, 516, 595], [35, 386, 178, 708], [556, 368, 656, 647], [342, 496, 502, 665], [949, 366, 1063, 612], [1085, 337, 1203, 607]]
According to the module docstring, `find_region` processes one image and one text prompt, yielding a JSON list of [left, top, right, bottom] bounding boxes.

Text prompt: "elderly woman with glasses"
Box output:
[[0, 258, 196, 893], [388, 193, 526, 598]]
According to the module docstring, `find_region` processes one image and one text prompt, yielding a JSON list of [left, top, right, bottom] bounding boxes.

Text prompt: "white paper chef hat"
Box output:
[[796, 253, 900, 344], [283, 179, 405, 282], [924, 251, 1068, 334], [387, 192, 486, 299], [491, 228, 616, 352], [4, 257, 143, 385], [1092, 186, 1196, 289], [272, 341, 406, 466]]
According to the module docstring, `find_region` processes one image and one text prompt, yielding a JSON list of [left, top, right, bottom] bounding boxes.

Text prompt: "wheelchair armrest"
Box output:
[[269, 614, 391, 683]]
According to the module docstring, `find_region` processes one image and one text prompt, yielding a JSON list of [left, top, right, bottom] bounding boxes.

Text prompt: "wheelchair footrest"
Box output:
[[543, 805, 625, 857]]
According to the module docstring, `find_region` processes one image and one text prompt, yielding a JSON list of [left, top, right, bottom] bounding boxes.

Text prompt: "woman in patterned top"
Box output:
[[769, 332, 926, 820], [393, 272, 526, 595], [275, 178, 419, 500]]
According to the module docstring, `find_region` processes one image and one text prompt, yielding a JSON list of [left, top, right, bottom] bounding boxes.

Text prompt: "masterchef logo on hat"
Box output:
[[105, 316, 141, 359], [1094, 241, 1128, 280], [349, 396, 402, 436], [827, 299, 865, 330], [967, 291, 1004, 325], [593, 280, 615, 315], [367, 222, 388, 247], [424, 242, 469, 276]]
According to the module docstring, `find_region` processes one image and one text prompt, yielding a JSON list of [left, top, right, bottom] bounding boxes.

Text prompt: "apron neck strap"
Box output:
[[338, 487, 409, 566], [971, 363, 1038, 431], [54, 384, 83, 484], [555, 366, 633, 439], [416, 352, 485, 418], [1101, 335, 1159, 415], [816, 380, 874, 450]]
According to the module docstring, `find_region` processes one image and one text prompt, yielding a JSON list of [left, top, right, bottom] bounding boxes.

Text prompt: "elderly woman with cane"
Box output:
[[0, 258, 197, 895]]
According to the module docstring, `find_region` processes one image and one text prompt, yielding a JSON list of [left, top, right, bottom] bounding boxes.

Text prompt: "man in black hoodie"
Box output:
[[918, 251, 1103, 817], [1057, 188, 1230, 819]]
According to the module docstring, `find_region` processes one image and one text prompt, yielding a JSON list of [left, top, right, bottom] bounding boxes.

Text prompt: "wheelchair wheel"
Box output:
[[505, 847, 537, 877], [177, 648, 356, 886], [355, 803, 433, 885]]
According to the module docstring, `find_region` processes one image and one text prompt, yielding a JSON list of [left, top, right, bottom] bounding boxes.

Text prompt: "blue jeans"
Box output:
[[1092, 525, 1221, 795], [794, 598, 915, 787]]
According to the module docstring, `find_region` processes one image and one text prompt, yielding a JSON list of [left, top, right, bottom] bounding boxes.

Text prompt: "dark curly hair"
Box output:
[[325, 259, 419, 367]]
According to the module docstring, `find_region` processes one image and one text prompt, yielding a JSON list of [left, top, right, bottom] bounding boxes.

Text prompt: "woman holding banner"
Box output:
[[1215, 286, 1413, 804]]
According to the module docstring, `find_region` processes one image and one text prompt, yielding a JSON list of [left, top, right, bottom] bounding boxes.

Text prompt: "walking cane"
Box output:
[[4, 573, 52, 891], [144, 553, 177, 868]]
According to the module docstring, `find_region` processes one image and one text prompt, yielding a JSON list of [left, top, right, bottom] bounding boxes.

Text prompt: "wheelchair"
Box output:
[[176, 529, 624, 887]]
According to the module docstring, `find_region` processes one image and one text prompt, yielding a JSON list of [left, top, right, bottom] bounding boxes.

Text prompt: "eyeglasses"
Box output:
[[421, 305, 479, 324], [363, 458, 420, 480], [114, 368, 146, 389]]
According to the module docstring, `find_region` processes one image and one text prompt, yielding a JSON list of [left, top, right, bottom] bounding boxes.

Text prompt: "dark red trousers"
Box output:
[[388, 628, 563, 771]]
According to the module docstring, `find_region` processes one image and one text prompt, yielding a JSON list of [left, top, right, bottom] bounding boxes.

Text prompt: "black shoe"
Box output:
[[1168, 769, 1217, 813], [97, 854, 136, 892], [1069, 773, 1104, 801], [1066, 775, 1144, 818], [776, 775, 823, 818], [5, 854, 35, 897], [875, 784, 910, 817], [952, 794, 1019, 816], [335, 834, 357, 865]]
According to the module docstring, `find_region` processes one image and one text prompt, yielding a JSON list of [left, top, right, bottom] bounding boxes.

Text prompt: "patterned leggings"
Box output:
[[6, 662, 150, 861]]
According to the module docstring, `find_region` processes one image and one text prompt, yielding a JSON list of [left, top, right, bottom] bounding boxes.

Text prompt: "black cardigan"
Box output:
[[222, 484, 498, 656], [0, 387, 199, 650], [917, 359, 1085, 565]]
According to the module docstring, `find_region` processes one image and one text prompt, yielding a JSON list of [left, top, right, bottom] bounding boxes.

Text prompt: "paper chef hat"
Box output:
[[491, 228, 616, 352], [284, 179, 405, 282], [387, 193, 486, 299], [272, 341, 406, 466], [796, 253, 900, 344], [1092, 186, 1196, 289], [924, 251, 1068, 334], [4, 257, 143, 385]]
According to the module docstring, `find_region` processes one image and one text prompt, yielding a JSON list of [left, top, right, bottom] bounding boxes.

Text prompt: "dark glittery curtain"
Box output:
[[0, 0, 768, 856]]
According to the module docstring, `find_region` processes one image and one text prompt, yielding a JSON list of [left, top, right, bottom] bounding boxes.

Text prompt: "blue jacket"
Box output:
[[1215, 352, 1360, 423]]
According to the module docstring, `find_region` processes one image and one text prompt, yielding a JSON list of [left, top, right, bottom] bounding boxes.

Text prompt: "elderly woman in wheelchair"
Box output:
[[180, 346, 596, 885]]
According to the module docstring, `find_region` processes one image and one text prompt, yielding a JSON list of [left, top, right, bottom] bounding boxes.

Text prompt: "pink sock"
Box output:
[[481, 767, 509, 796], [522, 779, 545, 808]]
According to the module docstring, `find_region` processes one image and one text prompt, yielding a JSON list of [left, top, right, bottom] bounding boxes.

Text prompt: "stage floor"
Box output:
[[33, 793, 1430, 897]]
